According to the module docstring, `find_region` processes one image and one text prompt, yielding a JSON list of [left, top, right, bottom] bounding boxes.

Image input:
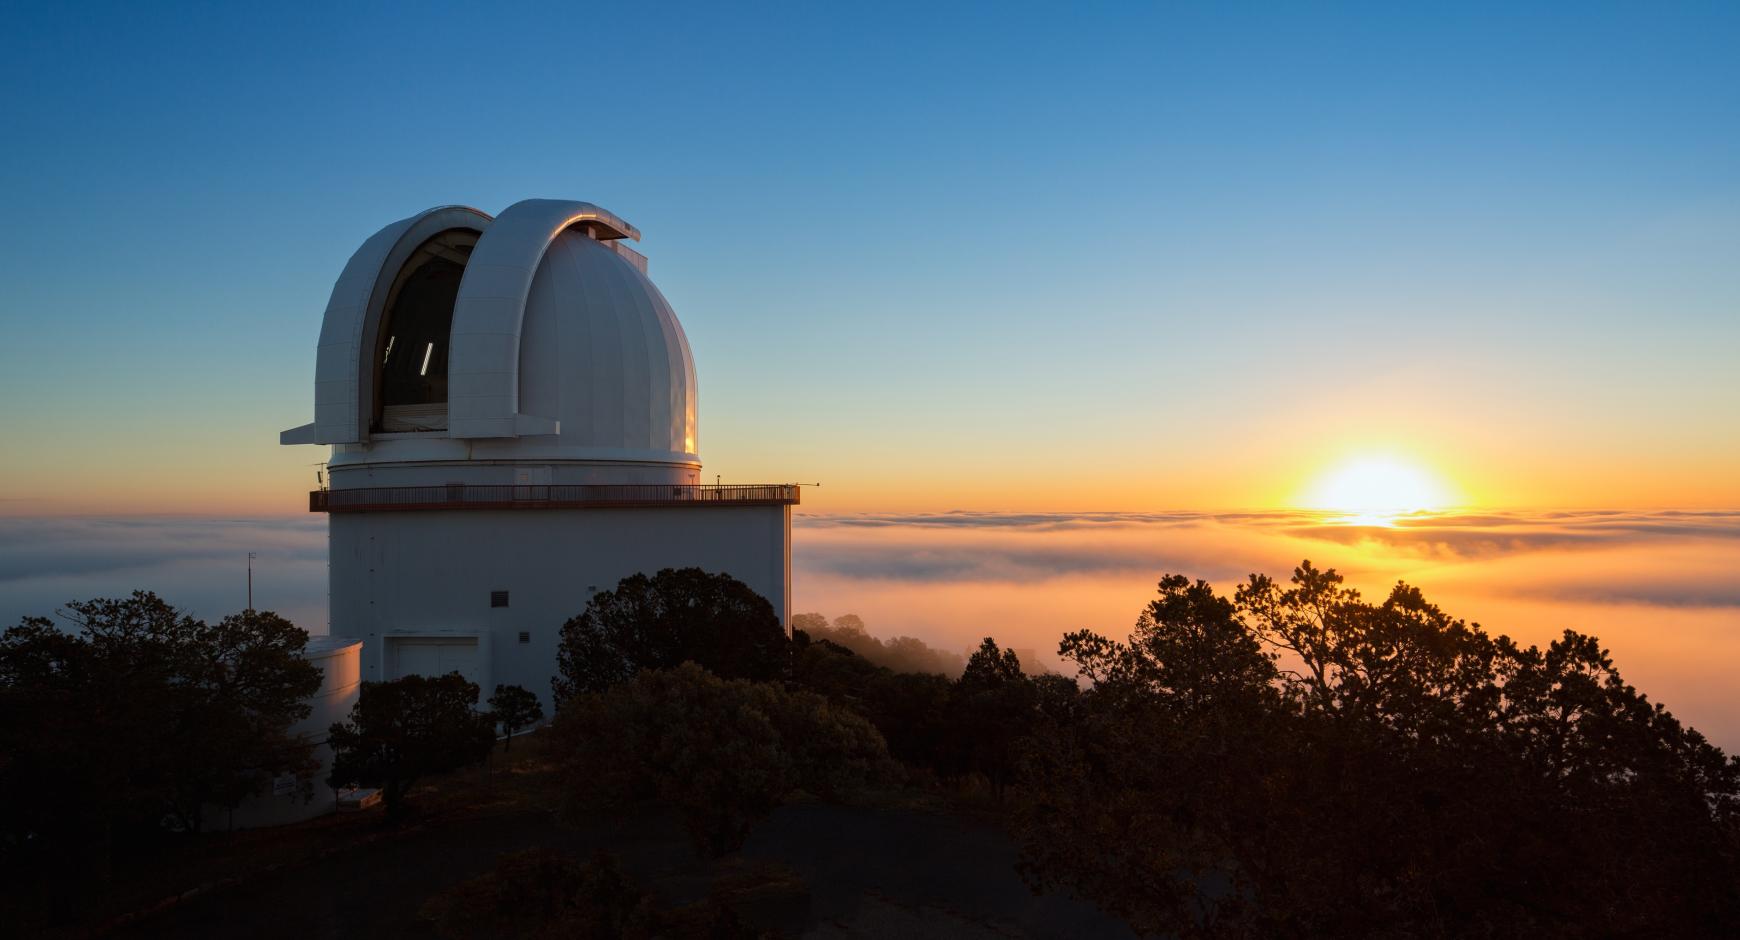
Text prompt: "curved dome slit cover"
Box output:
[[448, 200, 640, 439]]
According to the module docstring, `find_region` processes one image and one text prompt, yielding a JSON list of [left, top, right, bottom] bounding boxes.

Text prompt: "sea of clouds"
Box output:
[[3, 510, 1737, 747]]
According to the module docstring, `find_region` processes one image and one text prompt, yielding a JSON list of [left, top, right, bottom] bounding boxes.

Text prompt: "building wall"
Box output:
[[325, 441, 702, 485], [328, 505, 791, 710]]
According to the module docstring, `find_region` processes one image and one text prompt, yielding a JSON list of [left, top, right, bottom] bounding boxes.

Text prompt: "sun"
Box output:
[[1304, 456, 1452, 524]]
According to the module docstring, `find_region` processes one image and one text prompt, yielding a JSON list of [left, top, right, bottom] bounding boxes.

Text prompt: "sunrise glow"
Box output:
[[1304, 456, 1453, 524]]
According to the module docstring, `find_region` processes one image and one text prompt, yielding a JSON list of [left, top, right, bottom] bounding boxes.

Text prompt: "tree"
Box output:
[[328, 673, 496, 821], [553, 663, 891, 856], [169, 609, 327, 830], [1030, 672, 1085, 725], [487, 684, 545, 750], [878, 634, 966, 676], [0, 594, 320, 921], [792, 631, 957, 770], [950, 638, 1040, 793], [1060, 573, 1278, 716], [552, 568, 789, 706], [1020, 562, 1740, 937], [789, 612, 829, 637], [958, 636, 1024, 691]]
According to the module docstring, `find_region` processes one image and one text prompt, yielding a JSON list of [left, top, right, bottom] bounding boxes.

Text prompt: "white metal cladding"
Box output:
[[282, 198, 697, 464], [446, 199, 647, 440], [519, 230, 699, 461], [282, 205, 494, 445]]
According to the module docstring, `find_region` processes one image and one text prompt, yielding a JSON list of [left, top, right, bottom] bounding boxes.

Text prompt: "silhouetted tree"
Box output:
[[328, 672, 495, 821], [486, 684, 544, 750], [0, 595, 320, 920], [171, 609, 327, 829], [793, 632, 956, 771], [552, 568, 788, 707], [950, 638, 1040, 793], [1019, 562, 1740, 937], [1060, 573, 1279, 716], [1029, 672, 1085, 725], [958, 636, 1025, 691], [553, 663, 890, 856]]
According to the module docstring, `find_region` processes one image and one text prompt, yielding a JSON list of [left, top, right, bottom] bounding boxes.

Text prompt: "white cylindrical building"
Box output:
[[282, 200, 796, 711]]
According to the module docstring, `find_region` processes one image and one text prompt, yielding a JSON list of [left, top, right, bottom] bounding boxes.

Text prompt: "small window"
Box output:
[[518, 631, 531, 644], [490, 590, 509, 608]]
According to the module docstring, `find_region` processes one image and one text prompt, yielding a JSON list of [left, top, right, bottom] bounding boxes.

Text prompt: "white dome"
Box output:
[[282, 200, 700, 480], [516, 228, 697, 462]]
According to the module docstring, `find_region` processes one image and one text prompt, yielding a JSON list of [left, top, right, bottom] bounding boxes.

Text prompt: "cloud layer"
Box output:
[[788, 509, 1740, 749], [794, 509, 1740, 604], [0, 516, 329, 631], [2, 510, 1736, 747]]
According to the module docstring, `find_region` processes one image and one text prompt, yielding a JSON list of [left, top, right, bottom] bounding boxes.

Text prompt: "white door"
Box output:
[[389, 637, 483, 689]]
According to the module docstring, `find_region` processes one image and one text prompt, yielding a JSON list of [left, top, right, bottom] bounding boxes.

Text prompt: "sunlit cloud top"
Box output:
[[5, 509, 1737, 748]]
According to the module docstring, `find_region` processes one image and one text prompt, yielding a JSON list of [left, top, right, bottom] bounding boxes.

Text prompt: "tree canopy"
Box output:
[[328, 672, 496, 820], [1021, 561, 1740, 937], [552, 568, 789, 706], [0, 594, 321, 904], [487, 684, 545, 750], [553, 662, 891, 856]]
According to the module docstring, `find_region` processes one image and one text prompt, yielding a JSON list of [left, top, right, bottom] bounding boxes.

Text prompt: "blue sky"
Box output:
[[2, 2, 1737, 512]]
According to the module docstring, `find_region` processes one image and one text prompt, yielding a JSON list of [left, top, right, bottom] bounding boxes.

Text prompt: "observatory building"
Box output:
[[282, 199, 797, 711]]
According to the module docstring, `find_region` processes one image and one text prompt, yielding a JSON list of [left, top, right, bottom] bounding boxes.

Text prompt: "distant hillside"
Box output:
[[791, 613, 969, 676]]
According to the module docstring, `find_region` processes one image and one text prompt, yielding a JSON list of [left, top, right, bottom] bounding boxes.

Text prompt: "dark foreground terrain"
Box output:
[[94, 734, 1126, 938]]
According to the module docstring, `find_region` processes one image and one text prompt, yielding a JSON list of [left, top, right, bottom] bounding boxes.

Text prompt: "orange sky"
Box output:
[[2, 414, 1736, 518], [4, 2, 1738, 521]]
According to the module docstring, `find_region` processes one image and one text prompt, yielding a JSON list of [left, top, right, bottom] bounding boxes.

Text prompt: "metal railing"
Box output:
[[310, 483, 800, 513]]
